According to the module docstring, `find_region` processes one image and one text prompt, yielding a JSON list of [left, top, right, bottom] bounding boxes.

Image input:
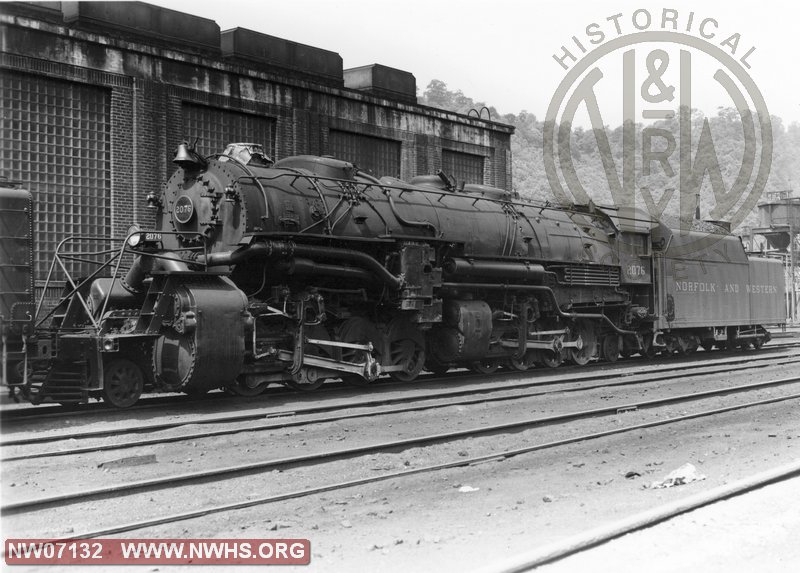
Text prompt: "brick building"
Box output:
[[0, 1, 514, 280]]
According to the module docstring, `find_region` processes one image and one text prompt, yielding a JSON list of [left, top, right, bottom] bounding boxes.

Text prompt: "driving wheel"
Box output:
[[338, 317, 382, 387], [386, 318, 425, 382]]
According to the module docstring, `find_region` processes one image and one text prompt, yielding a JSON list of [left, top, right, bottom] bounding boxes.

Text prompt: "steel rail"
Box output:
[[16, 388, 800, 540], [483, 458, 800, 573], [4, 354, 800, 461], [3, 351, 800, 449], [3, 341, 797, 424], [4, 374, 800, 515]]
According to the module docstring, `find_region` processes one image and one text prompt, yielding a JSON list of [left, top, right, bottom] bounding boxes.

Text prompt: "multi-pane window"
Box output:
[[442, 149, 484, 186], [181, 103, 276, 161], [328, 130, 401, 178], [0, 71, 111, 279]]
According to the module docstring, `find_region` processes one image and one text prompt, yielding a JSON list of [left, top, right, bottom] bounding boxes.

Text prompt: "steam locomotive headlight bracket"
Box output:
[[146, 190, 164, 209]]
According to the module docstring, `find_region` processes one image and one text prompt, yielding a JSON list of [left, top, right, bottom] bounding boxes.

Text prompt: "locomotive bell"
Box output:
[[173, 141, 207, 170]]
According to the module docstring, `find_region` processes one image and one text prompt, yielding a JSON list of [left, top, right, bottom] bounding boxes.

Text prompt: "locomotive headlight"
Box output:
[[126, 224, 142, 247], [101, 337, 119, 352]]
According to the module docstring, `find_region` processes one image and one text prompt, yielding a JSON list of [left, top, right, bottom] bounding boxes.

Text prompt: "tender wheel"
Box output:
[[102, 357, 144, 408], [338, 317, 382, 387], [676, 335, 699, 356], [700, 340, 714, 352], [661, 338, 678, 357], [386, 318, 425, 382], [470, 358, 501, 374]]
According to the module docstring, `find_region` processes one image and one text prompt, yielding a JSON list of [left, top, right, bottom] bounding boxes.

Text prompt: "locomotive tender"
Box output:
[[0, 143, 786, 406], [0, 179, 35, 389]]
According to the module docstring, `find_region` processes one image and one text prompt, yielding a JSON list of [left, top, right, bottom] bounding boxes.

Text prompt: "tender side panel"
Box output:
[[748, 257, 786, 325], [663, 256, 751, 328]]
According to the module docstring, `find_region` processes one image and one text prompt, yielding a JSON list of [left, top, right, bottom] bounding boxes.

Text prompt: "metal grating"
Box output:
[[0, 71, 111, 280], [328, 130, 401, 178], [560, 265, 620, 287], [442, 149, 484, 185], [182, 103, 276, 161]]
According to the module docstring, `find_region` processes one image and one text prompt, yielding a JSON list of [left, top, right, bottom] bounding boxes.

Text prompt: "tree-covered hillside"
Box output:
[[419, 80, 800, 232]]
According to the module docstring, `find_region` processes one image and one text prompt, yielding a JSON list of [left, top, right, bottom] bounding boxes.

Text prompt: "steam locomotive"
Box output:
[[0, 143, 786, 407]]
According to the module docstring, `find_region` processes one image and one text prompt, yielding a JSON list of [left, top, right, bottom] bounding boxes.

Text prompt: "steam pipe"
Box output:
[[440, 282, 636, 335], [276, 258, 376, 283], [384, 190, 439, 235], [198, 241, 403, 289], [443, 258, 546, 283], [123, 252, 189, 293]]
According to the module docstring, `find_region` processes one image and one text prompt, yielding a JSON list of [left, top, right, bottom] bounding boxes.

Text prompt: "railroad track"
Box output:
[[483, 458, 800, 573], [3, 347, 800, 454], [2, 340, 798, 423], [4, 373, 800, 539]]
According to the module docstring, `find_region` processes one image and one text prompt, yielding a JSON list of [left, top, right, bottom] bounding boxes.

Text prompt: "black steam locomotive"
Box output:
[[0, 143, 786, 406]]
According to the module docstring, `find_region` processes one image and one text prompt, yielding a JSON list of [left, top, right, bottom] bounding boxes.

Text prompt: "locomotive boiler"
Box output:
[[2, 142, 786, 406]]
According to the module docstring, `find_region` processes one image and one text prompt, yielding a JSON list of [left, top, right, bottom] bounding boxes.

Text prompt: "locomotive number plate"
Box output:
[[174, 195, 195, 224]]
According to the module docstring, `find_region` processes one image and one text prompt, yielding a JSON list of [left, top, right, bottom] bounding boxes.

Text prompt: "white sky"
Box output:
[[148, 0, 800, 126]]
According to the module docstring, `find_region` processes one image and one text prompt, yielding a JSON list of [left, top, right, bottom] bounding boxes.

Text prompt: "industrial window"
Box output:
[[181, 103, 276, 161], [0, 71, 111, 280], [442, 149, 484, 185], [328, 130, 401, 178]]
